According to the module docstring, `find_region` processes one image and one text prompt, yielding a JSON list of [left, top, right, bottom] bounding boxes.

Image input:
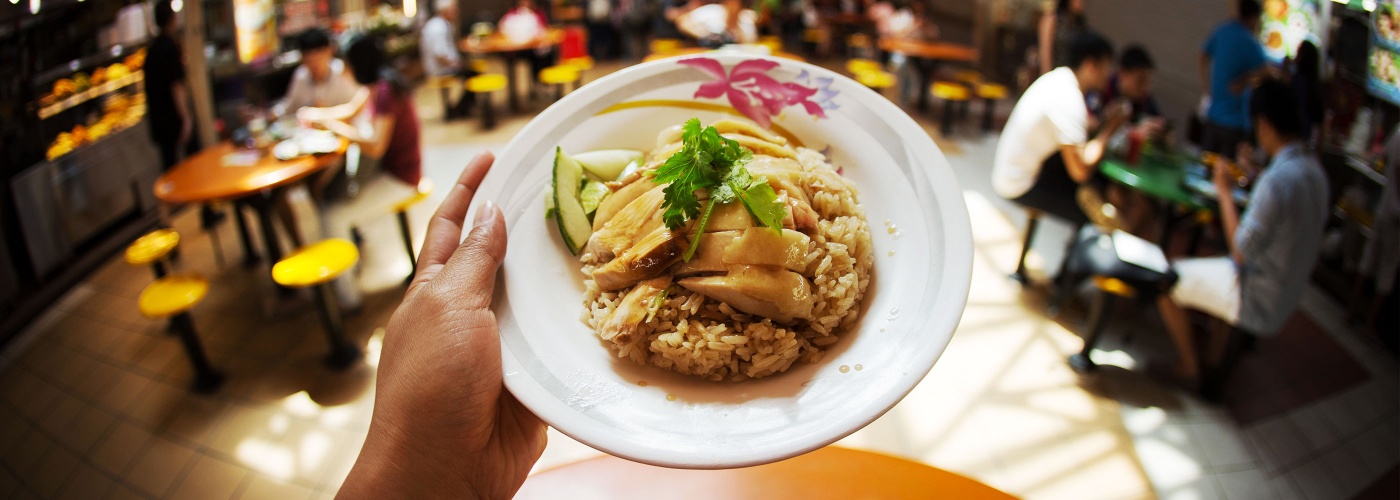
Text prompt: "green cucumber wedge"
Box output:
[[573, 149, 644, 180], [579, 180, 610, 216], [552, 147, 592, 255]]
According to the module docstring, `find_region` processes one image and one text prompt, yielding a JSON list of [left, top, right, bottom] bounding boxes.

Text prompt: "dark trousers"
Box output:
[[1009, 152, 1090, 226], [449, 68, 480, 117], [1202, 121, 1249, 155]]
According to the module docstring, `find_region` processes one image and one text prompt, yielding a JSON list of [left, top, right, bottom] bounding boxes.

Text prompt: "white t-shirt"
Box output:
[[279, 59, 362, 114], [420, 16, 461, 77], [992, 67, 1089, 199]]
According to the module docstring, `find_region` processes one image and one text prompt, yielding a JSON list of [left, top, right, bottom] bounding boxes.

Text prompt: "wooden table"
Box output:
[[642, 47, 807, 63], [154, 140, 345, 267], [516, 446, 1017, 500], [460, 29, 564, 113], [878, 38, 979, 111]]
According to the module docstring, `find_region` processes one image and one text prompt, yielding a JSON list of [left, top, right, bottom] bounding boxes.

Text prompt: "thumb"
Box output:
[[429, 201, 508, 311]]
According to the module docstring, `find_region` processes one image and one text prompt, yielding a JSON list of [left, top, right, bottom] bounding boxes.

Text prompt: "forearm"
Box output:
[[1217, 190, 1242, 262], [339, 422, 485, 500], [1083, 120, 1125, 166]]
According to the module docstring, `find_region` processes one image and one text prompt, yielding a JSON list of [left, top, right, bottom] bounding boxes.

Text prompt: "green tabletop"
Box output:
[[1099, 153, 1212, 211]]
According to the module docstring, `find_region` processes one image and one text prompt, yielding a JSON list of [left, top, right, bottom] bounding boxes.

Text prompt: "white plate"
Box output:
[[469, 54, 972, 469]]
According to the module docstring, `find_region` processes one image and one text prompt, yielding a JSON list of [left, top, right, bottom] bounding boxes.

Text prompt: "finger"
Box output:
[[426, 201, 507, 311], [411, 152, 494, 293]]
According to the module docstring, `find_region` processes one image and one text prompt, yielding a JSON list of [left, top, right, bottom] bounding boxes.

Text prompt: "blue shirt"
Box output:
[[1203, 21, 1267, 129], [1235, 143, 1329, 334]]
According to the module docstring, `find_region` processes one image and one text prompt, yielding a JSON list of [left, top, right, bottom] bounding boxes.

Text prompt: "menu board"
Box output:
[[1260, 0, 1327, 61], [234, 0, 278, 64], [1370, 1, 1400, 105]]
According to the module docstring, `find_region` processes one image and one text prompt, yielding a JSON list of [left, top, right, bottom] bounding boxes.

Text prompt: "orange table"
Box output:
[[877, 38, 980, 112], [154, 140, 345, 266], [643, 47, 807, 63], [461, 29, 565, 113], [516, 446, 1017, 500]]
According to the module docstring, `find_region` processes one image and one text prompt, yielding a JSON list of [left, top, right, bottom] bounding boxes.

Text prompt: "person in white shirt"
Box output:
[[420, 0, 477, 119], [274, 28, 362, 117], [992, 31, 1129, 226]]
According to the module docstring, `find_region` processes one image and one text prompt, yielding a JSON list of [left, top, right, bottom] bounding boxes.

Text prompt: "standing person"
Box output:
[[1038, 0, 1085, 76], [420, 0, 477, 119], [1199, 0, 1269, 155], [1157, 80, 1329, 386], [273, 28, 362, 116], [146, 0, 192, 173], [296, 35, 423, 310], [1290, 41, 1324, 143], [993, 32, 1130, 227]]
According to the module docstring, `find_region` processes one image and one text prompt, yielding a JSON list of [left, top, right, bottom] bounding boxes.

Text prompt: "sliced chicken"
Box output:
[[705, 199, 757, 232], [678, 265, 815, 323], [721, 134, 796, 159], [711, 118, 788, 146], [598, 276, 672, 345], [593, 176, 658, 231], [655, 124, 684, 150], [670, 230, 739, 277], [586, 185, 669, 260], [722, 228, 811, 272], [779, 193, 819, 232], [593, 228, 686, 291]]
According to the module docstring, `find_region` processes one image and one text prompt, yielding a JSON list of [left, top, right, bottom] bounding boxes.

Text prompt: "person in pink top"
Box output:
[[501, 0, 556, 86]]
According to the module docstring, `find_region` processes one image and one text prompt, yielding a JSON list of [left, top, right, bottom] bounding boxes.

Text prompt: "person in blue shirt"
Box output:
[[1199, 0, 1269, 154]]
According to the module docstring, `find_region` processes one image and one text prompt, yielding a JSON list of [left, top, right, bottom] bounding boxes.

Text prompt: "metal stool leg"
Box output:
[[1010, 211, 1040, 284], [315, 283, 362, 370], [982, 98, 995, 131], [1069, 288, 1113, 373], [232, 201, 261, 267], [170, 313, 225, 393], [481, 94, 496, 130], [940, 100, 956, 136], [397, 211, 416, 285]]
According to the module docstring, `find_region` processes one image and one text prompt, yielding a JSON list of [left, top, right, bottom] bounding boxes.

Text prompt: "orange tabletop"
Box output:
[[878, 38, 980, 62], [643, 48, 807, 63], [515, 446, 1017, 500], [153, 141, 345, 204], [459, 28, 564, 54]]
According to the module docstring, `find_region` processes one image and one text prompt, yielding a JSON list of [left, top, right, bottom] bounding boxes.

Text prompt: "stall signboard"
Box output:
[[1260, 0, 1328, 61], [234, 0, 278, 63], [1370, 1, 1400, 105]]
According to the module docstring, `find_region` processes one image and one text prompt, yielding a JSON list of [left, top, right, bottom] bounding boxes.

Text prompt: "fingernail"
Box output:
[[474, 200, 496, 227]]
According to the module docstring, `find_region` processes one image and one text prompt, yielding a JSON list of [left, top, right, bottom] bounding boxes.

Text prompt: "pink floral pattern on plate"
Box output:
[[678, 57, 839, 129]]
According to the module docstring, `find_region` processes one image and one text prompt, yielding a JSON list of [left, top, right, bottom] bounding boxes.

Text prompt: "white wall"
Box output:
[[1083, 0, 1236, 129]]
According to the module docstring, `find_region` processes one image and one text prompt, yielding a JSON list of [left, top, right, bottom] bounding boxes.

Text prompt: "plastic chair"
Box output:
[[539, 65, 581, 101], [138, 275, 225, 392], [930, 82, 970, 136], [1056, 227, 1177, 374], [392, 179, 434, 285], [126, 228, 180, 278], [466, 74, 507, 129], [271, 239, 363, 369]]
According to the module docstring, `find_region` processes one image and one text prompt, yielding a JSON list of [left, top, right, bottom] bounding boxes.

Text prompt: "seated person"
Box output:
[[420, 0, 476, 119], [992, 31, 1130, 227], [499, 0, 555, 86], [273, 28, 362, 116], [1157, 80, 1330, 385], [1090, 45, 1165, 138], [678, 0, 758, 48], [297, 35, 423, 310]]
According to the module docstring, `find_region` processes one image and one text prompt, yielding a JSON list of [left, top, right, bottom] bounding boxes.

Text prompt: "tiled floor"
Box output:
[[1, 58, 1395, 500]]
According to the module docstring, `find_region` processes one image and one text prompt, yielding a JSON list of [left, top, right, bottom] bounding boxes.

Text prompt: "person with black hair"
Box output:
[[297, 35, 423, 310], [1038, 0, 1085, 76], [146, 0, 191, 171], [1290, 40, 1324, 143], [993, 31, 1130, 226], [421, 0, 478, 119], [273, 28, 362, 117], [1199, 0, 1269, 154], [1092, 45, 1163, 132], [1157, 79, 1329, 386]]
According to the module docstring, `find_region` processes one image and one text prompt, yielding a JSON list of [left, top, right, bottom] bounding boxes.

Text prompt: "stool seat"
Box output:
[[1064, 226, 1177, 294], [846, 33, 871, 49], [976, 82, 1008, 100], [539, 65, 580, 85], [951, 69, 984, 86], [931, 82, 970, 101], [469, 59, 489, 73], [846, 58, 881, 75], [426, 75, 462, 89], [856, 70, 896, 89], [126, 229, 180, 266], [801, 28, 825, 43], [466, 74, 507, 93], [139, 275, 209, 318], [650, 38, 682, 55], [392, 179, 434, 213], [272, 239, 359, 288], [562, 56, 594, 71], [758, 35, 782, 54]]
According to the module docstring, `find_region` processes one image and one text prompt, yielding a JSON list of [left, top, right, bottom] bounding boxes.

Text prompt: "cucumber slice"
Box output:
[[616, 160, 642, 180], [543, 185, 556, 220], [552, 147, 592, 255], [573, 149, 644, 180], [579, 181, 610, 216]]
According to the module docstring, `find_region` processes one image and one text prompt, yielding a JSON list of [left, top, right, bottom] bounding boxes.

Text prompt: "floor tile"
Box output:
[[1215, 468, 1273, 500], [104, 482, 152, 500], [40, 392, 87, 437], [5, 429, 54, 478], [1319, 445, 1371, 498], [1251, 417, 1311, 471], [205, 404, 288, 461], [0, 408, 31, 452], [57, 404, 118, 455], [1289, 457, 1344, 500], [123, 435, 198, 498], [1187, 422, 1256, 469], [90, 420, 152, 476], [168, 454, 250, 500], [54, 465, 113, 500], [1160, 473, 1224, 500], [125, 379, 186, 428], [156, 394, 228, 446], [237, 475, 315, 500], [1285, 404, 1340, 452], [94, 370, 153, 414]]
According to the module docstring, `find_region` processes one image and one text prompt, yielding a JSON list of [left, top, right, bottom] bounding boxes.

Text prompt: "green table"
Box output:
[[1099, 153, 1213, 211]]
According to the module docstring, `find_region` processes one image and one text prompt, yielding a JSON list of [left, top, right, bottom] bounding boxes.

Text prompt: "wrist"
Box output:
[[341, 416, 485, 499]]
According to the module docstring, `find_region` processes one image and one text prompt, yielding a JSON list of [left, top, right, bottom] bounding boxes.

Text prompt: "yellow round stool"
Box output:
[[469, 58, 490, 73], [930, 82, 970, 136], [758, 35, 783, 54], [846, 58, 881, 76], [126, 228, 180, 277], [650, 38, 682, 56], [856, 70, 896, 91], [540, 65, 581, 102], [272, 239, 363, 369], [951, 69, 984, 86], [138, 274, 224, 392], [466, 74, 508, 130], [427, 74, 465, 122], [393, 179, 434, 285], [975, 82, 1009, 131]]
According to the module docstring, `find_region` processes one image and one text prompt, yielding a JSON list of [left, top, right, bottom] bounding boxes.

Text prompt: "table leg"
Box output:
[[506, 52, 521, 113], [917, 60, 935, 113], [232, 201, 261, 267]]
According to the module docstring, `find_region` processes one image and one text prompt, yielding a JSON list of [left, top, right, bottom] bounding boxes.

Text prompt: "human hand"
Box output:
[[1105, 99, 1133, 129], [1136, 117, 1166, 140], [339, 152, 547, 499]]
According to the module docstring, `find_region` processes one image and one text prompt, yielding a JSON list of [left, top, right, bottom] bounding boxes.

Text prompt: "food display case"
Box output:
[[1259, 0, 1329, 61], [1370, 1, 1400, 105]]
